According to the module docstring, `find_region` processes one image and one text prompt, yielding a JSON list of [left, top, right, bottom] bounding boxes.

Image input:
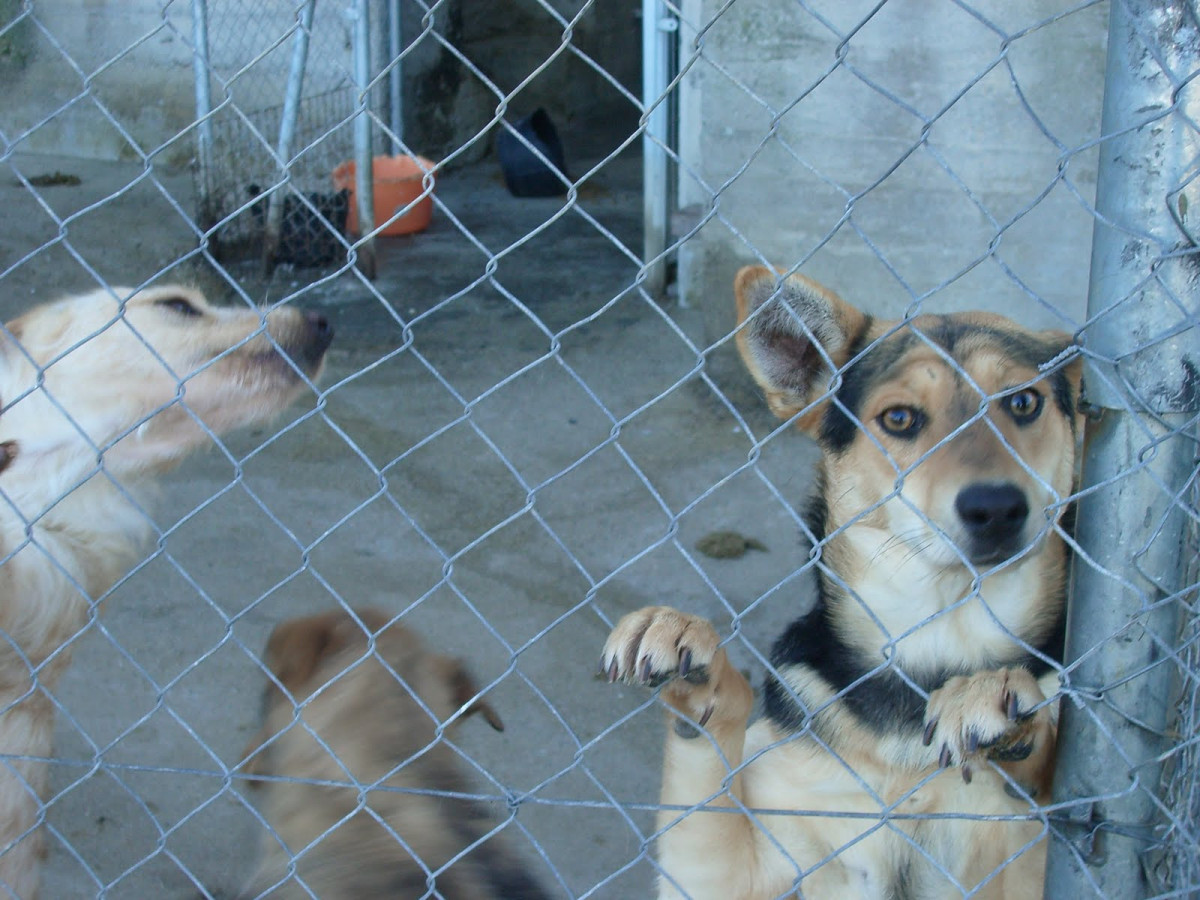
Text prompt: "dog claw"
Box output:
[[638, 656, 653, 684], [938, 743, 952, 768], [679, 647, 692, 678], [962, 764, 973, 785], [698, 705, 713, 728], [605, 657, 618, 683], [966, 730, 980, 754], [922, 719, 937, 746], [1005, 690, 1020, 720]]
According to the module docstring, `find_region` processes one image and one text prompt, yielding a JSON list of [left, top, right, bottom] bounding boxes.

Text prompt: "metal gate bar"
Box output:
[[1045, 1, 1200, 895]]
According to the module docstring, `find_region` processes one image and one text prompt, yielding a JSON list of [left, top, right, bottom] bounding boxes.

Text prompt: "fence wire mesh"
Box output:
[[0, 0, 1198, 898]]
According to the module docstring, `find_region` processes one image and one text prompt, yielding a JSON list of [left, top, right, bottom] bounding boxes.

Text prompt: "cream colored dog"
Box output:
[[0, 284, 332, 899]]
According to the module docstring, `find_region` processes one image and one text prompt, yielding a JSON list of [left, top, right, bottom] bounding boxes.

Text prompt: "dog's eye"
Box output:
[[1001, 388, 1043, 424], [156, 296, 202, 318], [877, 405, 924, 438]]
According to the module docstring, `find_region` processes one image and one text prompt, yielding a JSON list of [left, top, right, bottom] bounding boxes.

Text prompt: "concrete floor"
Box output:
[[4, 151, 819, 898]]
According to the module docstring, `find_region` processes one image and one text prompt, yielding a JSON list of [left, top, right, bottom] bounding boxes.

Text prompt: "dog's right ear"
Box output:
[[734, 266, 868, 431]]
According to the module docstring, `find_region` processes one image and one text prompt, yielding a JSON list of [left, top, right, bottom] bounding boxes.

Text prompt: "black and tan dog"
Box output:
[[240, 608, 551, 900], [601, 266, 1082, 899]]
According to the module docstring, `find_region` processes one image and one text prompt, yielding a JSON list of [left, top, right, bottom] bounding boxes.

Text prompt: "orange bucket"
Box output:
[[332, 154, 435, 236]]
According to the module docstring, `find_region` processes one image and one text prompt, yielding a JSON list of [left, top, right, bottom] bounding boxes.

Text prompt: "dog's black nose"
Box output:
[[305, 310, 334, 355], [287, 311, 334, 371], [955, 483, 1029, 547]]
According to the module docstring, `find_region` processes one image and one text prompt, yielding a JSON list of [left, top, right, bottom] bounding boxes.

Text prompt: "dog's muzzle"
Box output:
[[955, 482, 1030, 564]]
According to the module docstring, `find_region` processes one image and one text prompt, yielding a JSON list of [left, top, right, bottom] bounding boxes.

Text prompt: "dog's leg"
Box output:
[[601, 606, 758, 900], [0, 694, 53, 900], [922, 667, 1057, 799]]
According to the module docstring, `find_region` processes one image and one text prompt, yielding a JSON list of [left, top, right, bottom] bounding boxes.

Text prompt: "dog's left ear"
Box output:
[[448, 661, 505, 732], [261, 612, 345, 696], [734, 266, 869, 431]]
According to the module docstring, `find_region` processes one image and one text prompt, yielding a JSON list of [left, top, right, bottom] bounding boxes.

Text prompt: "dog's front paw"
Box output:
[[922, 667, 1051, 783], [600, 606, 750, 734]]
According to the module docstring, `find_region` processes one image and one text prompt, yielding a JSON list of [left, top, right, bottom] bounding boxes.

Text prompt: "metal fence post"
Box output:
[[641, 0, 675, 298], [352, 0, 377, 279], [387, 0, 403, 154], [1044, 1, 1200, 896], [262, 0, 317, 275], [190, 0, 216, 237]]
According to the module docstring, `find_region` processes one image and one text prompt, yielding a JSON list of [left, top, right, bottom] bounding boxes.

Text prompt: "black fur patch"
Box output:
[[764, 595, 1067, 741], [247, 184, 350, 267], [763, 602, 930, 738]]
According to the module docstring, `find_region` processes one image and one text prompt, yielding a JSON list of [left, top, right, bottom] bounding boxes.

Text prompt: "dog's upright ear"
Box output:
[[734, 266, 869, 431]]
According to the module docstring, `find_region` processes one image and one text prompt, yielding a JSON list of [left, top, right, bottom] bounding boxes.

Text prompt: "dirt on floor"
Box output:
[[2, 150, 819, 898]]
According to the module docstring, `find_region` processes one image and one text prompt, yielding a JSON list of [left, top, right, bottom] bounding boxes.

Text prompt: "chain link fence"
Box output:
[[1, 0, 1198, 897]]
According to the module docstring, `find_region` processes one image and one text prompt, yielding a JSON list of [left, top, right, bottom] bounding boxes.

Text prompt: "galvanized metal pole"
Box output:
[[262, 0, 317, 275], [190, 0, 217, 237], [1044, 2, 1200, 897], [387, 0, 403, 154], [352, 0, 377, 279], [641, 0, 675, 298]]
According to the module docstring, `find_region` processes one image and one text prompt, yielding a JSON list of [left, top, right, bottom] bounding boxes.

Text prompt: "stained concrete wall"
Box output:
[[673, 0, 1109, 396]]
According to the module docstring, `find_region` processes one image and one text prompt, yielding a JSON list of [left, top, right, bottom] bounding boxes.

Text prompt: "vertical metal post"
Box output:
[[1044, 2, 1200, 896], [190, 0, 217, 237], [387, 0, 403, 154], [262, 0, 317, 275], [352, 0, 377, 279], [642, 0, 675, 298]]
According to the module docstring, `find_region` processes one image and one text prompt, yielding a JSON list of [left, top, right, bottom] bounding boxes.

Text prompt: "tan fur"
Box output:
[[0, 284, 330, 899], [238, 608, 550, 900], [602, 267, 1083, 899]]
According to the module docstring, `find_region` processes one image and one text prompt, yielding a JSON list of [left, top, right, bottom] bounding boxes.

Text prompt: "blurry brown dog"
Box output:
[[239, 608, 551, 900], [0, 284, 332, 899]]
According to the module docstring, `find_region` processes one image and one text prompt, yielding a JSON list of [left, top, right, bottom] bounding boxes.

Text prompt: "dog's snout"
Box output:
[[955, 483, 1029, 549]]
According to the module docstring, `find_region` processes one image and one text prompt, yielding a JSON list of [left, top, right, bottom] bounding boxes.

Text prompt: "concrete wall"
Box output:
[[1, 0, 199, 164], [673, 0, 1109, 395]]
